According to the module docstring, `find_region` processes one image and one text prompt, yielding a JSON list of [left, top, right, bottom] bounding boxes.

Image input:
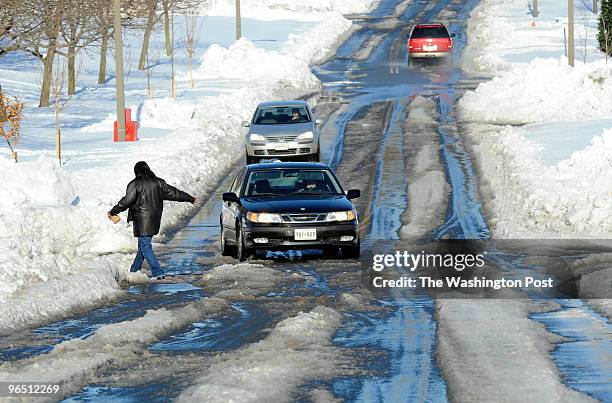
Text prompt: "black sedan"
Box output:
[[220, 162, 361, 261]]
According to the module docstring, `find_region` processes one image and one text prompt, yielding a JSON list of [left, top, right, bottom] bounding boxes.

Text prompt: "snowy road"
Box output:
[[0, 0, 610, 402]]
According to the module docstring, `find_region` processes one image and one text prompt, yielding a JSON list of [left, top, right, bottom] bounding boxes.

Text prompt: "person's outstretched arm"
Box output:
[[161, 180, 196, 204], [109, 181, 138, 215]]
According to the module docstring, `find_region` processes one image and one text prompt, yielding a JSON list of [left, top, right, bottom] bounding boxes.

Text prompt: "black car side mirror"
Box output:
[[346, 189, 361, 200], [223, 192, 240, 204]]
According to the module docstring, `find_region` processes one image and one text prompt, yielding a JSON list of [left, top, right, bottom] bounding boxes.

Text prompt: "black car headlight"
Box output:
[[246, 212, 283, 223], [326, 210, 356, 222]]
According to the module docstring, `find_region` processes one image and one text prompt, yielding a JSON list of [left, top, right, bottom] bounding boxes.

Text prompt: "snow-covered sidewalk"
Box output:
[[0, 0, 378, 332]]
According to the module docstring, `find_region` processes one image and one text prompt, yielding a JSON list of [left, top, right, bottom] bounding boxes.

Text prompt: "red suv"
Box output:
[[408, 23, 454, 59]]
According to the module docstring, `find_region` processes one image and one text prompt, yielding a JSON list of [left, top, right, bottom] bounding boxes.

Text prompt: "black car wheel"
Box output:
[[246, 152, 257, 165], [341, 240, 360, 259], [236, 224, 253, 262], [220, 225, 236, 257], [322, 246, 339, 258], [309, 148, 320, 162]]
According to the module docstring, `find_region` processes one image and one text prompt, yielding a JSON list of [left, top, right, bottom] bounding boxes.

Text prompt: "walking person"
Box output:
[[108, 161, 196, 279]]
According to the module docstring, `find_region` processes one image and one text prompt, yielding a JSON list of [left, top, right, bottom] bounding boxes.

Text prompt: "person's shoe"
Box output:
[[130, 268, 141, 273]]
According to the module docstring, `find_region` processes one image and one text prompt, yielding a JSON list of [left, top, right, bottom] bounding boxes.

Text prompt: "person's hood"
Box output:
[[134, 161, 156, 178]]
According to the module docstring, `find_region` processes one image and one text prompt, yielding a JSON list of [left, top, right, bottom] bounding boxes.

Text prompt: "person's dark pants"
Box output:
[[130, 236, 163, 277]]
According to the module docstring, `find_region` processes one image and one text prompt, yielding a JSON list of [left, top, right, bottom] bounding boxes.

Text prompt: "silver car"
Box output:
[[242, 100, 320, 164]]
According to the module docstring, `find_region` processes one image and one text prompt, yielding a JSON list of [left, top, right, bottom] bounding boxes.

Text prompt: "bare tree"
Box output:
[[183, 12, 200, 88], [96, 6, 114, 85], [162, 0, 173, 56], [0, 0, 48, 58], [61, 0, 101, 95], [577, 0, 594, 63], [145, 47, 162, 98], [138, 0, 159, 70], [51, 56, 71, 163]]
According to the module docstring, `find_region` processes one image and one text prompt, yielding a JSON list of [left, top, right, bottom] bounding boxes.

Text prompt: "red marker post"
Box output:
[[114, 108, 139, 142]]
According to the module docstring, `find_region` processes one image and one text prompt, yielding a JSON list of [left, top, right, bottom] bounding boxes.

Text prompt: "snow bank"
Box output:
[[204, 0, 378, 20], [436, 298, 595, 403], [193, 38, 320, 90], [467, 124, 612, 237], [178, 306, 343, 402], [0, 0, 364, 332], [459, 59, 612, 124], [193, 10, 352, 87], [0, 298, 229, 398]]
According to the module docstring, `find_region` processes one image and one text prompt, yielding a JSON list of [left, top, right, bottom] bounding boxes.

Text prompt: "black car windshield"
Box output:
[[411, 27, 449, 39], [253, 106, 311, 125], [244, 169, 343, 197]]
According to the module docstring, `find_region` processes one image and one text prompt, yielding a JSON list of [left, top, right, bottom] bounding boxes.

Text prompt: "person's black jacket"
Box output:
[[110, 163, 194, 237]]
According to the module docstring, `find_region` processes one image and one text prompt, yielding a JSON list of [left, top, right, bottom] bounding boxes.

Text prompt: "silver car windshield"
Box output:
[[244, 169, 343, 197], [253, 106, 311, 125]]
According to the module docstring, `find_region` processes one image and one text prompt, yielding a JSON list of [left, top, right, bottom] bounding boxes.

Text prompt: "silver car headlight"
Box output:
[[297, 132, 314, 143], [250, 134, 266, 144], [247, 212, 283, 223], [326, 210, 356, 222]]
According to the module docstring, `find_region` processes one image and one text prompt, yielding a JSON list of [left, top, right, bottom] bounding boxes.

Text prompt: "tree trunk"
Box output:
[[68, 43, 76, 95], [189, 53, 194, 88], [39, 44, 56, 107], [163, 1, 172, 56], [98, 29, 109, 84], [138, 4, 157, 70]]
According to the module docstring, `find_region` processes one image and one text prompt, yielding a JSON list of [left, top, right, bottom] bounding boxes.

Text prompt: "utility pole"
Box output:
[[534, 0, 538, 17], [593, 0, 597, 13], [236, 0, 241, 40], [113, 0, 126, 141], [568, 0, 575, 66]]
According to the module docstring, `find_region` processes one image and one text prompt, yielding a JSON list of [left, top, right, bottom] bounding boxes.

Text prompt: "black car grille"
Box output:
[[268, 148, 297, 155], [281, 213, 327, 223]]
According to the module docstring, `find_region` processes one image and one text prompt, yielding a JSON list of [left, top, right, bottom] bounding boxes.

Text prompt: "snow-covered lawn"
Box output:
[[0, 0, 378, 332], [459, 0, 612, 238]]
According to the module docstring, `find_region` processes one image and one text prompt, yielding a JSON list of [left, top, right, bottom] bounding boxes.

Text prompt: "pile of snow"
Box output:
[[194, 38, 320, 90], [192, 11, 352, 87], [459, 59, 612, 124], [204, 0, 378, 20], [178, 306, 343, 402], [467, 124, 612, 237], [0, 0, 366, 332], [0, 298, 229, 399]]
